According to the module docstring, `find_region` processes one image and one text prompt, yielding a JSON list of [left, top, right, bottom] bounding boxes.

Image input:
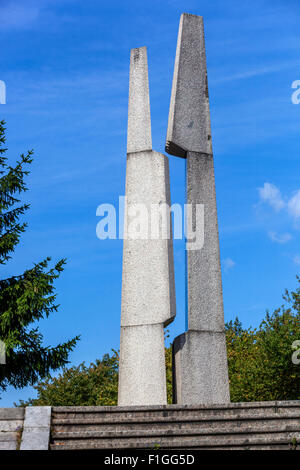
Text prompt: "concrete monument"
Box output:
[[118, 47, 176, 406], [166, 14, 230, 404]]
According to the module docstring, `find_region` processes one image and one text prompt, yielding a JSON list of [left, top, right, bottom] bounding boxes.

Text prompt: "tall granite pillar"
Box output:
[[118, 47, 176, 406], [166, 14, 230, 404]]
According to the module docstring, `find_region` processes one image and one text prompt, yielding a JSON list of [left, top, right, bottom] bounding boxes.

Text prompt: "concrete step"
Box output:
[[50, 402, 300, 450], [0, 408, 24, 451], [51, 402, 300, 422], [50, 432, 300, 450], [52, 424, 300, 440], [52, 413, 300, 427], [52, 418, 300, 435]]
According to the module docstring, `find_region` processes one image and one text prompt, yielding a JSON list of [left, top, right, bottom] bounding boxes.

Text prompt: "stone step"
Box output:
[[52, 412, 300, 426], [52, 417, 300, 435], [0, 408, 24, 450], [52, 422, 300, 439], [0, 431, 21, 442], [51, 403, 300, 423], [50, 432, 300, 450], [50, 402, 300, 450], [52, 401, 300, 412], [0, 408, 24, 420], [0, 441, 18, 450]]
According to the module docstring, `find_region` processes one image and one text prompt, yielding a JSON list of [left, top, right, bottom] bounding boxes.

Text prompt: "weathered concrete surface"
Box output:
[[118, 46, 176, 406], [0, 441, 18, 450], [118, 324, 167, 406], [119, 150, 174, 404], [20, 406, 51, 450], [121, 150, 176, 327], [166, 14, 212, 158], [0, 407, 24, 450], [186, 151, 224, 331], [0, 408, 24, 420], [127, 47, 152, 154], [50, 401, 300, 450], [166, 14, 230, 405], [173, 331, 230, 405]]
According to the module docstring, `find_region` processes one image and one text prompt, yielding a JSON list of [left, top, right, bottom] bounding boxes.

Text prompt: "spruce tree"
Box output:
[[0, 120, 79, 394]]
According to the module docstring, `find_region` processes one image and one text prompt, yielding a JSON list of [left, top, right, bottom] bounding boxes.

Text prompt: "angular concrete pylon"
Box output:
[[118, 47, 176, 406], [166, 14, 230, 405], [127, 47, 152, 154]]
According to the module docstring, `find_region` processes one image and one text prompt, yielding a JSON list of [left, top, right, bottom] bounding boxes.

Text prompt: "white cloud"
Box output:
[[258, 182, 285, 211], [223, 258, 235, 272], [257, 183, 300, 242], [293, 255, 300, 266], [288, 190, 300, 220], [268, 231, 292, 244]]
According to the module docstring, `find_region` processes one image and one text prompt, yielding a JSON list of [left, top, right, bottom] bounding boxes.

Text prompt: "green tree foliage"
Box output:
[[0, 120, 79, 395], [165, 346, 173, 404], [19, 281, 300, 406], [19, 351, 119, 406], [226, 277, 300, 402]]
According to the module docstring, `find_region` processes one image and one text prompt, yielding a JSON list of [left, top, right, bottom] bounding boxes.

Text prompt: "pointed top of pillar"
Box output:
[[127, 46, 152, 154], [165, 13, 212, 158]]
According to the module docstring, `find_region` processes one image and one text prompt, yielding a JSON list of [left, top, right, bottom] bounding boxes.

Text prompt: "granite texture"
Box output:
[[0, 408, 24, 450], [51, 401, 300, 412], [119, 47, 176, 406], [127, 47, 152, 154], [122, 150, 176, 327], [50, 401, 300, 450], [118, 324, 167, 406], [173, 331, 230, 405], [119, 150, 175, 405], [166, 14, 212, 157], [186, 151, 224, 331], [166, 14, 230, 405], [20, 406, 51, 450]]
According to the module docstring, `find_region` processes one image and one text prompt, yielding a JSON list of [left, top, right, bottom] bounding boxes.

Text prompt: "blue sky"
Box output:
[[1, 0, 300, 406]]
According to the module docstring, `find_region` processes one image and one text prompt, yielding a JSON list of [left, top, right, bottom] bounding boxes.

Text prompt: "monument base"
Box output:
[[118, 324, 167, 406], [173, 330, 230, 405], [49, 401, 300, 450], [3, 402, 299, 450]]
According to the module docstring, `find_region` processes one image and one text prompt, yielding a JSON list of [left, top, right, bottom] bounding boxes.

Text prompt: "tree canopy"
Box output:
[[226, 278, 300, 402]]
